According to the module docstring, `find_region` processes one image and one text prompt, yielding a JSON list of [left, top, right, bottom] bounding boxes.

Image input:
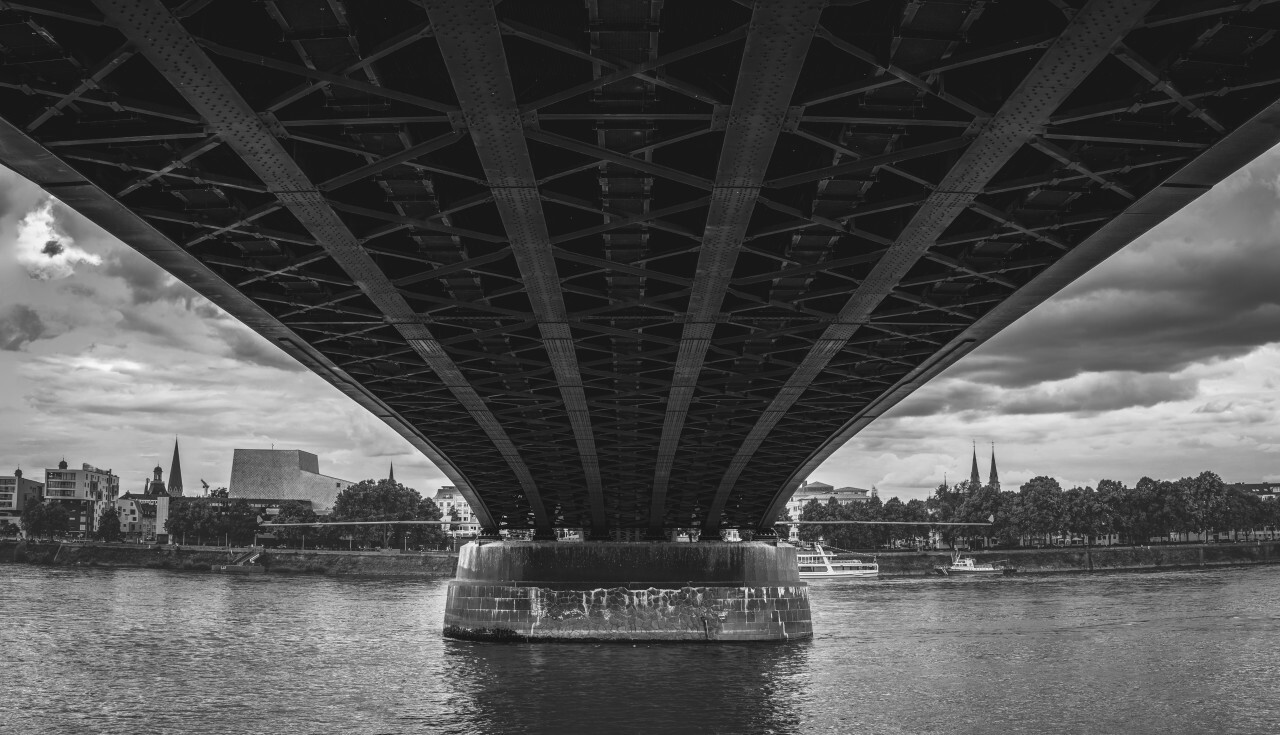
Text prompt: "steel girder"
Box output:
[[1, 1, 1280, 534], [648, 0, 826, 537], [423, 0, 607, 537], [702, 0, 1161, 533]]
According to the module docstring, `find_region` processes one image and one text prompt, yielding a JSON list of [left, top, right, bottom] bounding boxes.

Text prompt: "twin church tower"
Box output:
[[968, 443, 1000, 491]]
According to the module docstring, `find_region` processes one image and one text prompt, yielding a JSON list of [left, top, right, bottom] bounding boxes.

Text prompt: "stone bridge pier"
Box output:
[[443, 541, 811, 642]]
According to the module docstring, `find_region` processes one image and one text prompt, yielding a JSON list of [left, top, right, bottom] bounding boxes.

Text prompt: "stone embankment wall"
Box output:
[[872, 540, 1280, 577], [0, 540, 457, 577]]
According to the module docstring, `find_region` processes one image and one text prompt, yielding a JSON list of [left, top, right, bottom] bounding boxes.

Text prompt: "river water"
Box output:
[[3, 564, 1279, 734]]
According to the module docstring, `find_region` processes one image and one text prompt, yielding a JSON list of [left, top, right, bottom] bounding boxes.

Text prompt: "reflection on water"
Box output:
[[3, 564, 1280, 734]]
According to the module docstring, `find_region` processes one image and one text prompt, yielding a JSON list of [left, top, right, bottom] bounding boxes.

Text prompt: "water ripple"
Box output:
[[2, 565, 1278, 733]]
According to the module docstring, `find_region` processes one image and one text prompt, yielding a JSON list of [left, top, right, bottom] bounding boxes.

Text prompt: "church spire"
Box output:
[[988, 443, 1000, 490], [167, 438, 184, 497], [388, 462, 395, 484], [969, 442, 981, 490]]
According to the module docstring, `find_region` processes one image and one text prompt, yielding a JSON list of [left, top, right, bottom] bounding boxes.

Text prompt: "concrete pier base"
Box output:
[[442, 541, 812, 642]]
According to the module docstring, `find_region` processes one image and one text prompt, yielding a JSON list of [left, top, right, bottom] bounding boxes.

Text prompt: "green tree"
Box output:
[[1063, 486, 1110, 545], [881, 497, 906, 546], [927, 482, 965, 548], [959, 484, 1001, 547], [95, 505, 123, 542], [166, 498, 210, 543], [992, 491, 1023, 546], [797, 498, 832, 544], [21, 500, 69, 539], [1098, 479, 1140, 544], [332, 478, 446, 549], [204, 499, 259, 546], [1018, 476, 1064, 544], [1224, 487, 1263, 541], [270, 500, 322, 547], [209, 486, 229, 499], [1179, 471, 1229, 542], [166, 498, 257, 545]]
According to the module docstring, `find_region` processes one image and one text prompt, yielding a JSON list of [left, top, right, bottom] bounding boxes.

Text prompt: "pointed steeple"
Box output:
[[388, 462, 395, 484], [969, 442, 981, 490], [988, 443, 1000, 490], [167, 438, 184, 497]]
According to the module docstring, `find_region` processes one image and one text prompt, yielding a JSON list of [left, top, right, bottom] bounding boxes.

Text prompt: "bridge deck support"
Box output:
[[443, 541, 811, 642]]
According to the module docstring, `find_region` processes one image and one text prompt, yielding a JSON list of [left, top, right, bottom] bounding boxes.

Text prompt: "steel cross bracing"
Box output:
[[1, 2, 1280, 535]]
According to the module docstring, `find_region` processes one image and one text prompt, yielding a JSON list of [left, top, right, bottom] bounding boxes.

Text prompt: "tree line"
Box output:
[[797, 471, 1280, 549], [165, 477, 448, 548], [265, 477, 448, 549], [792, 494, 930, 549], [14, 477, 449, 549]]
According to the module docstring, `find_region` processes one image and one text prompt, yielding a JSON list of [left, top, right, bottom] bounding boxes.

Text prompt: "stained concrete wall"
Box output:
[[455, 540, 802, 586], [445, 541, 812, 641], [445, 582, 811, 642]]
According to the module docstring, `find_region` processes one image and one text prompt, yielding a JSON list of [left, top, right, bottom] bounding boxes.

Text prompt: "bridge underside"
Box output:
[[2, 0, 1280, 537]]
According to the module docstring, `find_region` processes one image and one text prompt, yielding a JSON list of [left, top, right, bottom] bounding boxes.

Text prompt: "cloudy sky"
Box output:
[[3, 147, 1280, 502]]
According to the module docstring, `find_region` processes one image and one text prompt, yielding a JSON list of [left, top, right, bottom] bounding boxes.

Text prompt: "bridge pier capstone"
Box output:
[[443, 541, 811, 642]]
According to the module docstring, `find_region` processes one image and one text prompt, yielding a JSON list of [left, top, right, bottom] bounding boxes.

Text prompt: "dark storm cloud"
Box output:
[[999, 373, 1198, 415], [888, 371, 1198, 418], [216, 325, 306, 373], [117, 311, 187, 346], [0, 304, 47, 351], [951, 159, 1280, 389], [885, 382, 993, 418], [101, 249, 199, 306], [193, 302, 229, 321]]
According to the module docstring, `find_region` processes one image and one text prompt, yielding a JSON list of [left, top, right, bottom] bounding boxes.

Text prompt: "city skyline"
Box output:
[[5, 144, 1280, 502]]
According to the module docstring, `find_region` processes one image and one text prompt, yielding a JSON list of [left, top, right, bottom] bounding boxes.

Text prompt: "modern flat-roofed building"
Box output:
[[0, 469, 43, 532], [44, 460, 120, 536], [228, 449, 351, 513]]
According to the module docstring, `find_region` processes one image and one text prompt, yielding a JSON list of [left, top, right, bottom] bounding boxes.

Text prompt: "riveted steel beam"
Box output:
[[647, 0, 826, 535], [89, 0, 555, 532], [705, 0, 1161, 533], [424, 0, 609, 537]]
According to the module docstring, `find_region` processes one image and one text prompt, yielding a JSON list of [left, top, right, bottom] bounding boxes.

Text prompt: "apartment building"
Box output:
[[0, 468, 43, 531], [44, 460, 120, 536]]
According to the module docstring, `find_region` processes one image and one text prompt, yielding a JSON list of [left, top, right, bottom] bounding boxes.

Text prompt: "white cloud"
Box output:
[[14, 199, 101, 280]]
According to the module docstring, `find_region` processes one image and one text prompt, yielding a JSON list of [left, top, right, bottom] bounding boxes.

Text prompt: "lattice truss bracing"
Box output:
[[2, 0, 1280, 534]]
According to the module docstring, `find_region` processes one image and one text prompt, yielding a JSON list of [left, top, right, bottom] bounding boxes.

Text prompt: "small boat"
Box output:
[[213, 564, 265, 574], [797, 543, 879, 578], [935, 552, 1015, 576]]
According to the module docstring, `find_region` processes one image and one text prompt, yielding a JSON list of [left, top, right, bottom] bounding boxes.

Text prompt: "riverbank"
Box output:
[[6, 538, 1278, 579], [0, 540, 457, 577], [870, 540, 1280, 577]]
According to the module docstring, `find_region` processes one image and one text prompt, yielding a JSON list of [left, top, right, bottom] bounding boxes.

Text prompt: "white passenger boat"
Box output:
[[935, 552, 1014, 576], [797, 543, 879, 578]]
